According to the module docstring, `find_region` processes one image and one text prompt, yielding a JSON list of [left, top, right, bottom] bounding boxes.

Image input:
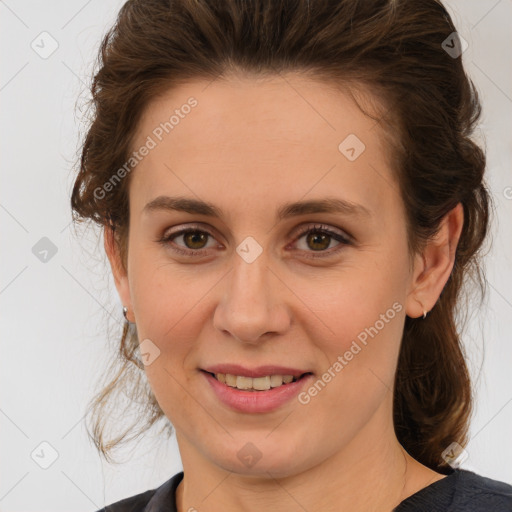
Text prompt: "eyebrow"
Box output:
[[143, 195, 372, 221]]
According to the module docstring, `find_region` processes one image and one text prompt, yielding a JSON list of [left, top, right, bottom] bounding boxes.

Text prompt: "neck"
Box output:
[[175, 393, 444, 512]]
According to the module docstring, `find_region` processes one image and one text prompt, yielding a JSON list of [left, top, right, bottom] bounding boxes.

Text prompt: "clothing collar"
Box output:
[[144, 471, 184, 512]]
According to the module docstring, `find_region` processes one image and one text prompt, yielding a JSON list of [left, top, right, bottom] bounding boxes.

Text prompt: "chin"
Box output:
[[206, 436, 311, 479]]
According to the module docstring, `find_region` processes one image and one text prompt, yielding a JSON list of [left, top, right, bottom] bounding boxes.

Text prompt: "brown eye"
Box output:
[[157, 223, 351, 259], [158, 226, 216, 256], [292, 224, 352, 259], [304, 231, 331, 251], [181, 230, 209, 250]]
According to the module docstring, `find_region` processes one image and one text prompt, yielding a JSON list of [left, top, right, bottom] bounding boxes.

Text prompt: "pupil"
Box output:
[[186, 231, 207, 249], [308, 232, 329, 251]]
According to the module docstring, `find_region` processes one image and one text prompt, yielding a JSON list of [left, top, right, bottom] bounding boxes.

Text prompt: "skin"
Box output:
[[104, 73, 464, 512]]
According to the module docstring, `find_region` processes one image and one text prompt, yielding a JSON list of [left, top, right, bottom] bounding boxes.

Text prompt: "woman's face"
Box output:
[[111, 73, 421, 477]]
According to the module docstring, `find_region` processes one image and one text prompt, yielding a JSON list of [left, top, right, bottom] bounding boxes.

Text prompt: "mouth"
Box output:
[[200, 370, 313, 392]]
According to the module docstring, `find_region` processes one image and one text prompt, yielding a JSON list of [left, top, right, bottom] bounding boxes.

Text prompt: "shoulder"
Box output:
[[453, 469, 512, 510], [93, 471, 184, 512], [94, 488, 157, 512], [395, 468, 512, 512]]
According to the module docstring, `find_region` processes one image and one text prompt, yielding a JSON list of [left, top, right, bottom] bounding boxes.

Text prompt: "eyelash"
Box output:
[[157, 223, 352, 259]]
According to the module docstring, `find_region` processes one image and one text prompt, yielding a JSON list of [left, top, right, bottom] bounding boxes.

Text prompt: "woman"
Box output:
[[71, 0, 512, 510]]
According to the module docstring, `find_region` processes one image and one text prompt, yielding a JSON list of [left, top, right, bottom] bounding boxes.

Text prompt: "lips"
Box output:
[[201, 363, 313, 379], [201, 370, 316, 413]]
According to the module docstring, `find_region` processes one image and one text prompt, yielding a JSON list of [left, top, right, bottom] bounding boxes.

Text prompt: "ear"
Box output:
[[104, 225, 133, 322], [405, 202, 464, 318]]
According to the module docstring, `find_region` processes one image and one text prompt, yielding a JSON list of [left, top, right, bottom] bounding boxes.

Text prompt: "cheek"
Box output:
[[129, 268, 206, 424], [298, 282, 405, 427], [127, 249, 219, 377], [291, 262, 406, 391], [131, 272, 204, 357], [296, 263, 404, 339], [128, 241, 197, 331]]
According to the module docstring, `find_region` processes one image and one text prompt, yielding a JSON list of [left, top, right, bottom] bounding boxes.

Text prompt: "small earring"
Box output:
[[423, 310, 428, 319], [123, 306, 130, 323]]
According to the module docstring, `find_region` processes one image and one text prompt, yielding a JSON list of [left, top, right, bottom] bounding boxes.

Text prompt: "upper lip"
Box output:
[[202, 364, 313, 378]]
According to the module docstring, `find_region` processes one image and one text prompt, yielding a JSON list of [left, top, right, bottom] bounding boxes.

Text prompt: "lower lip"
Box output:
[[201, 371, 314, 413]]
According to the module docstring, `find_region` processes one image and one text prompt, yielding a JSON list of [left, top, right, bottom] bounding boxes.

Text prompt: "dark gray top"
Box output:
[[96, 468, 512, 511]]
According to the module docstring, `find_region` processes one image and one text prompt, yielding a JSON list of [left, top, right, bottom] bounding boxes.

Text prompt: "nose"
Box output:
[[212, 249, 291, 344]]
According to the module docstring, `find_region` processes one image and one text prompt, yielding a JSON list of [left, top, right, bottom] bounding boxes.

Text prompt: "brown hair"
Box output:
[[71, 0, 492, 469]]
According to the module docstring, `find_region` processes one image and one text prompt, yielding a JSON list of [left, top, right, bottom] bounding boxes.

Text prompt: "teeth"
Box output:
[[214, 373, 297, 391], [270, 375, 284, 387], [237, 376, 257, 390], [225, 374, 236, 386]]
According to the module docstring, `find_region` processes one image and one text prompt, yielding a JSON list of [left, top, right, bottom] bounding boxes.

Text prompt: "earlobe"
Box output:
[[405, 203, 464, 319]]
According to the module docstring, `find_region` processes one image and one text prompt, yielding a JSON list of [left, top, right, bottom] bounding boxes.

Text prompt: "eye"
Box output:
[[290, 223, 352, 259], [157, 223, 352, 259], [157, 224, 218, 257]]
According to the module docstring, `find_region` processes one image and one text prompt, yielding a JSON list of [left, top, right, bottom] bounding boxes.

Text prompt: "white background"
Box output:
[[1, 0, 511, 510]]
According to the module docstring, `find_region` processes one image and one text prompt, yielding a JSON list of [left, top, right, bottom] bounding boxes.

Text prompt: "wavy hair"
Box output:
[[71, 0, 492, 468]]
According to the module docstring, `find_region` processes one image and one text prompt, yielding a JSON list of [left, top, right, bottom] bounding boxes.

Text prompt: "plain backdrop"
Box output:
[[1, 0, 511, 510]]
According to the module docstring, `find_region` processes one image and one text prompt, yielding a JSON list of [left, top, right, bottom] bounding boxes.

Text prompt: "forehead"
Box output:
[[129, 73, 400, 224]]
